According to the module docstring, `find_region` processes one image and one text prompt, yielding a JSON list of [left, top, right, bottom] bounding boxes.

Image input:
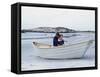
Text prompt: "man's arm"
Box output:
[[53, 37, 58, 46]]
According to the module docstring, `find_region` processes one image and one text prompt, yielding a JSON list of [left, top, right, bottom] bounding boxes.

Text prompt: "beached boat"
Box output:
[[32, 40, 93, 59]]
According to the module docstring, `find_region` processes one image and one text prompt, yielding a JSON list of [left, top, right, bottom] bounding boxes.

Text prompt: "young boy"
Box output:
[[58, 34, 64, 45]]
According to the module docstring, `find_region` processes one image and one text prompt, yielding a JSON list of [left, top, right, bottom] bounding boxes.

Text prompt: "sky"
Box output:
[[21, 6, 95, 31]]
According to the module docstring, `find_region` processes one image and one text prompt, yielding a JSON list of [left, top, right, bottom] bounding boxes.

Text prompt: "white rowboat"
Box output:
[[32, 40, 93, 59]]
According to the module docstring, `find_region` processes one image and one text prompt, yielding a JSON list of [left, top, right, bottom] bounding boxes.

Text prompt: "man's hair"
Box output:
[[56, 32, 60, 36]]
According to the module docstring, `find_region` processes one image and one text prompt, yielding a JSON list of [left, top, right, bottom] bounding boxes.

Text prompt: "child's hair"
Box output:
[[58, 34, 63, 38], [60, 34, 63, 36]]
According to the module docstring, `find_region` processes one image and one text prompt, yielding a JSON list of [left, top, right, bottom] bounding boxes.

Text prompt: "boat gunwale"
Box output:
[[33, 40, 93, 49]]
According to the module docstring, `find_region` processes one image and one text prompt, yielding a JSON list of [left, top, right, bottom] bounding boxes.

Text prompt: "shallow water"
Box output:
[[21, 32, 95, 71]]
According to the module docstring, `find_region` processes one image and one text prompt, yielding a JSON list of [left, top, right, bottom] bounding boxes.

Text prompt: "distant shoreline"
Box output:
[[21, 31, 95, 33], [21, 27, 94, 33]]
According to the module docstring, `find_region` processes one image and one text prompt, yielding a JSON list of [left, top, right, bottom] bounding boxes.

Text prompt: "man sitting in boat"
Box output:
[[53, 32, 64, 46]]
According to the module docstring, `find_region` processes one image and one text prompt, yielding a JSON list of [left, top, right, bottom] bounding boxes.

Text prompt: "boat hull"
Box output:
[[33, 40, 93, 59]]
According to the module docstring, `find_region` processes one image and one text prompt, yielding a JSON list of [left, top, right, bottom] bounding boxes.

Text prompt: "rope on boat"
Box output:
[[82, 40, 94, 57]]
